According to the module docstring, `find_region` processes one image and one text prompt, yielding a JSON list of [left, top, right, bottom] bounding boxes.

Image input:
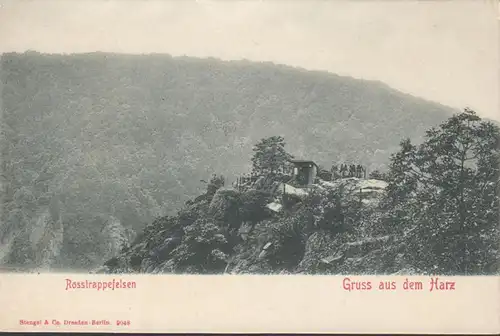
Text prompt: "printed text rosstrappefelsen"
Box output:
[[65, 278, 136, 291]]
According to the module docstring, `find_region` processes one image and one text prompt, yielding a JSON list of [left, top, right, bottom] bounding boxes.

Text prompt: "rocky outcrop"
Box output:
[[295, 231, 344, 274], [224, 221, 276, 274], [100, 177, 405, 275], [305, 234, 403, 275], [101, 216, 135, 261], [317, 178, 388, 207], [33, 211, 64, 270], [208, 188, 242, 228], [226, 228, 404, 275]]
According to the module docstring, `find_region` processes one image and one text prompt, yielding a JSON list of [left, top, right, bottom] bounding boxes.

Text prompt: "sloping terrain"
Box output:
[[0, 52, 457, 271], [97, 176, 401, 275]]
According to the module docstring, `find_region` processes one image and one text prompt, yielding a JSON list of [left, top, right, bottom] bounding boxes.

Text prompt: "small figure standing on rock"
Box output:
[[349, 164, 355, 177], [340, 164, 347, 177], [330, 164, 338, 180], [356, 164, 362, 178]]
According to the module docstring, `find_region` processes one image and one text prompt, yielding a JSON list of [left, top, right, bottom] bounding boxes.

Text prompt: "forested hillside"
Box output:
[[1, 51, 458, 271], [102, 110, 499, 275]]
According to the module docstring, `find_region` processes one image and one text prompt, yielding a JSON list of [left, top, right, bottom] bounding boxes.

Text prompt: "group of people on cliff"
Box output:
[[330, 163, 366, 179], [233, 162, 367, 190]]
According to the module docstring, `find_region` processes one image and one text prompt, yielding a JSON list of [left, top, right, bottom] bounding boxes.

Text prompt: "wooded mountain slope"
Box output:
[[0, 52, 456, 270]]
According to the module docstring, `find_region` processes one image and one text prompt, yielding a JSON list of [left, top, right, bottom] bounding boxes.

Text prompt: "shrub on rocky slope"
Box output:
[[98, 175, 398, 275]]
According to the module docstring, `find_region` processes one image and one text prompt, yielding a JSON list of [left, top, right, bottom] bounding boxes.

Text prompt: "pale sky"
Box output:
[[0, 0, 498, 120]]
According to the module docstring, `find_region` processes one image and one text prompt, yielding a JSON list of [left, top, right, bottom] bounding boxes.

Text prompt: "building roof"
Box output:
[[289, 159, 319, 168]]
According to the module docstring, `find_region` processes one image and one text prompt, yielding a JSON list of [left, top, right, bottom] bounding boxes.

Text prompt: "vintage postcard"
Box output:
[[0, 0, 499, 334]]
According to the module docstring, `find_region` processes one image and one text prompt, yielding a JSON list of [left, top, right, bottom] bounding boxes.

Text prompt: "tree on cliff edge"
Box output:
[[383, 108, 499, 274], [251, 136, 293, 176]]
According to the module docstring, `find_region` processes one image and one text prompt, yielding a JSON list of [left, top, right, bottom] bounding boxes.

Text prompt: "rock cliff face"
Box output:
[[97, 176, 405, 275], [101, 216, 136, 261]]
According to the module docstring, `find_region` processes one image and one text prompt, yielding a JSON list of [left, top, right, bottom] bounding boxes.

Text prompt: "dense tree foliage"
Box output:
[[251, 136, 293, 176], [381, 109, 499, 274], [170, 218, 229, 273], [1, 51, 495, 274], [109, 110, 498, 275]]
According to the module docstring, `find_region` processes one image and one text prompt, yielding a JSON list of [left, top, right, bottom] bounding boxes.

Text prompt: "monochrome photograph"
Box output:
[[0, 0, 498, 277]]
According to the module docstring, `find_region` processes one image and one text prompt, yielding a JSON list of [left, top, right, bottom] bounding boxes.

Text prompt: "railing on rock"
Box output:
[[233, 172, 292, 195]]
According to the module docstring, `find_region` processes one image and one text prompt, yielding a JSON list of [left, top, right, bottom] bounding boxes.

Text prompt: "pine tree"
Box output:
[[251, 136, 293, 176], [383, 109, 499, 274]]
